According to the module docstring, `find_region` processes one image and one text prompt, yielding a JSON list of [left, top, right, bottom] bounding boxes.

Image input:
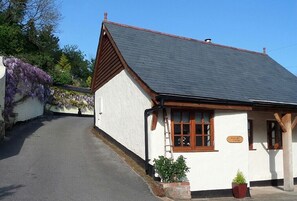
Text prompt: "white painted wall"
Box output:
[[45, 104, 94, 115], [95, 70, 152, 159], [248, 111, 297, 181], [0, 56, 5, 122], [150, 110, 249, 191], [13, 96, 44, 123]]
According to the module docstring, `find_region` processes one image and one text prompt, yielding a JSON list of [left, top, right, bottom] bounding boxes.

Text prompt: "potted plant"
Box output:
[[153, 155, 191, 200], [232, 170, 247, 198]]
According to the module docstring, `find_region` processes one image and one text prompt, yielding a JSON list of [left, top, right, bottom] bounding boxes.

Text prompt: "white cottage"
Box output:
[[91, 19, 297, 198]]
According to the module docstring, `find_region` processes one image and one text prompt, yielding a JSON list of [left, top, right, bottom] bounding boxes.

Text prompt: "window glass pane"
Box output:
[[277, 125, 282, 146], [271, 122, 275, 129], [204, 112, 210, 123], [174, 136, 181, 146], [196, 136, 202, 146], [204, 125, 210, 135], [204, 135, 211, 146], [174, 124, 181, 135], [271, 130, 275, 139], [183, 136, 190, 146], [196, 124, 202, 134], [182, 112, 190, 122], [195, 112, 202, 123], [173, 112, 181, 122], [183, 124, 190, 134]]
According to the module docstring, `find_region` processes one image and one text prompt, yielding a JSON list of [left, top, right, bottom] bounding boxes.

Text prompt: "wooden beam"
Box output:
[[291, 116, 297, 130], [164, 101, 252, 111], [151, 111, 158, 131], [274, 113, 287, 133], [281, 113, 294, 191]]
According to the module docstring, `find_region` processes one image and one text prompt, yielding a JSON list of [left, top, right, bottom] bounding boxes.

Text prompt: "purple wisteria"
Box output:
[[50, 87, 94, 111], [3, 57, 52, 120]]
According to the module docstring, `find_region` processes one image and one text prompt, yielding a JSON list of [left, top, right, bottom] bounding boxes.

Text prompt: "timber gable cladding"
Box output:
[[92, 24, 157, 100], [91, 29, 124, 92]]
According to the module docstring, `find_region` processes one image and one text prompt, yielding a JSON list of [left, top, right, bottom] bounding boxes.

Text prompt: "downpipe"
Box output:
[[144, 99, 164, 175]]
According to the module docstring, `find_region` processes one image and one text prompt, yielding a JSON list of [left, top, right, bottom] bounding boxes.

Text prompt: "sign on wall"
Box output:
[[227, 136, 243, 143]]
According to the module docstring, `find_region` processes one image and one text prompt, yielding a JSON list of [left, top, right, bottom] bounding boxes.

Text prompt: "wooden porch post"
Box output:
[[274, 113, 294, 191], [282, 113, 294, 191]]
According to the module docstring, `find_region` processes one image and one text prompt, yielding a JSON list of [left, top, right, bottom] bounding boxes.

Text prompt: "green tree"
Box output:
[[51, 54, 72, 85], [86, 76, 92, 88], [62, 45, 92, 87], [0, 24, 24, 55], [0, 0, 61, 71]]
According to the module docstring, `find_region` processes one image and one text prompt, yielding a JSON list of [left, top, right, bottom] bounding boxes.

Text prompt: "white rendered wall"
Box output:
[[95, 70, 151, 159], [45, 104, 94, 115], [248, 111, 297, 181], [150, 110, 249, 191], [13, 96, 44, 123], [0, 56, 5, 122]]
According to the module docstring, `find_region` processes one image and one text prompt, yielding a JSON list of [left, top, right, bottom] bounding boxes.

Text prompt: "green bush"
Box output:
[[153, 155, 189, 183], [233, 170, 246, 184]]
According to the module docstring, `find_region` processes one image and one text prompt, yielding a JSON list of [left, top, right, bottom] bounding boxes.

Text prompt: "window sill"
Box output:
[[249, 149, 257, 151], [173, 149, 219, 153], [267, 148, 282, 150]]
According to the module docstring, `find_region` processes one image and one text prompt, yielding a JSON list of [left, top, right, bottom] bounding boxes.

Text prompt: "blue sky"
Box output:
[[57, 0, 297, 74]]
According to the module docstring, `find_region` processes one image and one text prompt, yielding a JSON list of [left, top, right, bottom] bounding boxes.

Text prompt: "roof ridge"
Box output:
[[104, 21, 267, 56]]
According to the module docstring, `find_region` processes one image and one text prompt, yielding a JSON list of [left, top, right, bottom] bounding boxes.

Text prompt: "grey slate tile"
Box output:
[[104, 22, 297, 105]]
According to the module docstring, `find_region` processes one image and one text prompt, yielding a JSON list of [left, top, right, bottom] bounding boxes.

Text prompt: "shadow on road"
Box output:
[[0, 184, 24, 200], [0, 115, 62, 160]]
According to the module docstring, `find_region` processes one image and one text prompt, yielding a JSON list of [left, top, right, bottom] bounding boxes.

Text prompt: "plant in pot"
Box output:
[[153, 155, 190, 200], [232, 170, 247, 199]]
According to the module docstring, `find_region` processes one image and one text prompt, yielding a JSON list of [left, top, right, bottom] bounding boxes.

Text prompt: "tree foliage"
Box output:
[[0, 0, 93, 87], [62, 45, 93, 87], [51, 54, 72, 85]]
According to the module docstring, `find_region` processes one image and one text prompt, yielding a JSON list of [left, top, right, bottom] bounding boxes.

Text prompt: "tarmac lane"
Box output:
[[0, 115, 160, 201]]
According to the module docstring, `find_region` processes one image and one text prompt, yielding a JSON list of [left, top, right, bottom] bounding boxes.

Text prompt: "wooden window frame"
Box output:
[[267, 120, 283, 150], [248, 120, 254, 150], [171, 109, 214, 152]]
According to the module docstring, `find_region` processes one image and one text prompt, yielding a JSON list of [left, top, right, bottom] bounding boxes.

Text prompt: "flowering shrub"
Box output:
[[3, 57, 52, 121], [49, 87, 94, 111]]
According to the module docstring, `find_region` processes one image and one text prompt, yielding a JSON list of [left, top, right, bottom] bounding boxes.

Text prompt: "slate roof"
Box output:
[[104, 21, 297, 106]]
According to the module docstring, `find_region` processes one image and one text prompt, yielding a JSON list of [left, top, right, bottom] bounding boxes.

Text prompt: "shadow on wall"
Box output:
[[0, 184, 25, 199], [261, 143, 279, 183], [0, 115, 62, 160]]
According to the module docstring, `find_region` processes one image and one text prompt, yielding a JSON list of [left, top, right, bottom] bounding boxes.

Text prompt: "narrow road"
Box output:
[[0, 116, 159, 201]]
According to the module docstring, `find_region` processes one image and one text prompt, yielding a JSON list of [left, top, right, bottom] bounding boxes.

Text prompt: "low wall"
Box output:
[[13, 97, 44, 123], [46, 104, 94, 116]]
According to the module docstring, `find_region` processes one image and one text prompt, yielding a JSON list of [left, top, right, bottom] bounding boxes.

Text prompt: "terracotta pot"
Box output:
[[232, 183, 247, 198]]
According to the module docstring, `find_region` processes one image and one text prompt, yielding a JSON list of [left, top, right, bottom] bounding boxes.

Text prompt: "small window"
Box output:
[[171, 110, 214, 152], [248, 120, 253, 150], [267, 121, 282, 149]]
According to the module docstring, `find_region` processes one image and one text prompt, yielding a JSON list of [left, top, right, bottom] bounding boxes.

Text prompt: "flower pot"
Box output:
[[232, 183, 247, 198]]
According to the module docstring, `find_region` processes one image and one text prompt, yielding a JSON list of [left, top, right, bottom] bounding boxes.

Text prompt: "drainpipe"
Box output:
[[144, 99, 164, 175]]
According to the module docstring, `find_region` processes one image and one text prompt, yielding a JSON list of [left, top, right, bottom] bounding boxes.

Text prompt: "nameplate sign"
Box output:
[[227, 136, 243, 143]]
